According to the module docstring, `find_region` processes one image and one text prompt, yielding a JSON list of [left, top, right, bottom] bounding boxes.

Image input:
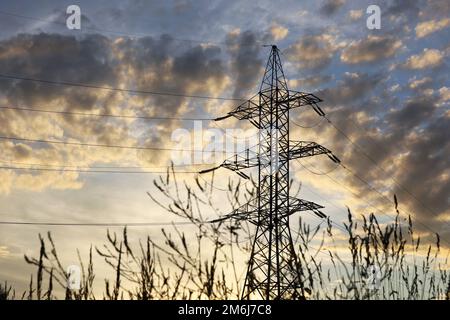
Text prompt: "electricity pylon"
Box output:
[[201, 45, 340, 300]]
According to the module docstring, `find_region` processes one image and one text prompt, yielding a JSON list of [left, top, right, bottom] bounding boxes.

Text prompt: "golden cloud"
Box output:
[[415, 18, 450, 38], [269, 23, 289, 41], [403, 48, 444, 69]]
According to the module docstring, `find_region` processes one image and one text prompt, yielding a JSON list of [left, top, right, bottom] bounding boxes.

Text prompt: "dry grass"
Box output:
[[5, 168, 450, 300]]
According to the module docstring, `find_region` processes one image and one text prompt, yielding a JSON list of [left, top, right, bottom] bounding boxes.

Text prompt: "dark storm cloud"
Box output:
[[341, 36, 402, 64], [391, 114, 450, 223], [426, 0, 450, 17], [318, 79, 449, 227], [387, 96, 438, 130], [173, 45, 224, 81], [385, 0, 422, 19], [319, 0, 346, 16], [0, 32, 228, 116], [318, 72, 385, 106], [0, 33, 117, 109], [113, 34, 228, 119], [226, 30, 263, 98]]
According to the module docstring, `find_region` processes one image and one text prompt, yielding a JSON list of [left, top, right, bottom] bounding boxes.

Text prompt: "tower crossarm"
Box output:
[[214, 94, 260, 126], [210, 198, 260, 224], [210, 196, 326, 225], [214, 90, 325, 127], [221, 148, 259, 172], [282, 90, 325, 116], [199, 147, 260, 178], [286, 141, 341, 163], [283, 197, 327, 219], [199, 141, 340, 177]]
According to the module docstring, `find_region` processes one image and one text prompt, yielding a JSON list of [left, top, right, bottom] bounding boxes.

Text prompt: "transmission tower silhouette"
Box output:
[[201, 45, 340, 300]]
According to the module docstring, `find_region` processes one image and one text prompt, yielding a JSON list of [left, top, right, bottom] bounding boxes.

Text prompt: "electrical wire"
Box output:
[[211, 121, 260, 141], [296, 158, 340, 175], [291, 116, 325, 129], [295, 159, 398, 222], [0, 165, 199, 174], [0, 159, 202, 170], [0, 105, 214, 121], [339, 163, 450, 243], [0, 220, 218, 227], [324, 114, 442, 222], [0, 9, 262, 47], [0, 135, 229, 153], [198, 174, 230, 192], [0, 73, 245, 101], [198, 173, 250, 192]]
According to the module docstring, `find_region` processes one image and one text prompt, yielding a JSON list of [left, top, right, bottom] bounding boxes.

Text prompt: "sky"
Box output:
[[0, 0, 449, 297]]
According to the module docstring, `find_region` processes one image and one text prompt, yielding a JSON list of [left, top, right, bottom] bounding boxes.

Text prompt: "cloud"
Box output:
[[341, 35, 402, 64], [319, 0, 346, 16], [289, 75, 332, 90], [348, 9, 363, 21], [423, 0, 450, 19], [387, 96, 438, 130], [389, 114, 450, 225], [318, 72, 384, 106], [0, 246, 10, 258], [285, 33, 339, 70], [0, 33, 233, 193], [409, 77, 432, 90], [415, 18, 450, 38], [403, 48, 444, 69], [269, 23, 289, 41], [303, 64, 449, 232], [226, 30, 263, 98], [439, 87, 450, 102], [387, 0, 421, 19]]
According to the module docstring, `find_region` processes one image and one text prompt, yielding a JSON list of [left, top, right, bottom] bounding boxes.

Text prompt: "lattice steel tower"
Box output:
[[201, 46, 339, 299]]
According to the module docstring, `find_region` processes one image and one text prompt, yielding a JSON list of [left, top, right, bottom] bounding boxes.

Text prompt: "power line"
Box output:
[[339, 163, 450, 241], [295, 159, 391, 220], [300, 181, 347, 214], [296, 158, 450, 246], [211, 121, 260, 141], [198, 173, 230, 192], [0, 159, 202, 170], [197, 173, 250, 192], [298, 112, 448, 242], [296, 159, 427, 237], [305, 211, 348, 235], [0, 73, 245, 101], [0, 105, 213, 121], [0, 9, 264, 48], [324, 115, 442, 221], [296, 158, 339, 175], [0, 220, 208, 227], [0, 135, 229, 153], [291, 116, 325, 129], [0, 10, 228, 46], [0, 165, 199, 174]]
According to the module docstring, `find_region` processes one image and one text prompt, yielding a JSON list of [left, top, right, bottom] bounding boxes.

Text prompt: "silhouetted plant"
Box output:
[[17, 167, 449, 300]]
